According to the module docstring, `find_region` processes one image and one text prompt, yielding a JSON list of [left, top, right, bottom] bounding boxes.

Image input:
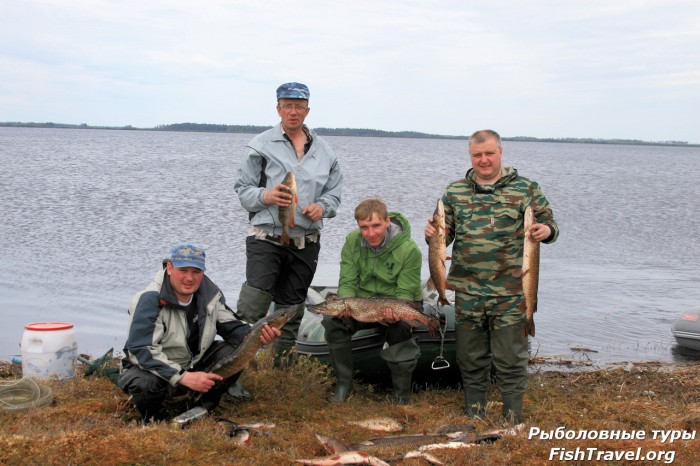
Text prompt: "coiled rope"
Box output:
[[0, 377, 53, 411]]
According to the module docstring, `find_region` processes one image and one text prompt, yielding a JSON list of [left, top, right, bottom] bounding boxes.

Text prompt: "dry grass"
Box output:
[[2, 354, 700, 465]]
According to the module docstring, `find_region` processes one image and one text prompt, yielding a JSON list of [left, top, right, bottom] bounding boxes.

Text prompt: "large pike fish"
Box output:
[[308, 298, 441, 337], [427, 198, 449, 306], [521, 206, 540, 337], [205, 307, 297, 382], [278, 171, 298, 244]]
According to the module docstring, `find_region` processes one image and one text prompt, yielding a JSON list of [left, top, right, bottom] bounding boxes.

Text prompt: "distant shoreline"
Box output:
[[1, 121, 697, 147]]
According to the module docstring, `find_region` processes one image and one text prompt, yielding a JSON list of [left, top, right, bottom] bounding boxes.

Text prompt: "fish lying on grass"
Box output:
[[346, 417, 404, 432], [308, 298, 441, 337], [295, 451, 389, 466], [427, 198, 450, 306], [352, 433, 460, 454], [521, 205, 540, 337], [278, 171, 298, 244], [315, 433, 350, 455], [306, 426, 520, 466], [216, 418, 275, 445], [313, 433, 446, 466], [402, 451, 446, 465], [204, 307, 297, 384], [230, 429, 250, 446]]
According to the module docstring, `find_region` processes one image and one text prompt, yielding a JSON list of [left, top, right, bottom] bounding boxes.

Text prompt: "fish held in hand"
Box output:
[[427, 198, 449, 306], [308, 298, 441, 338], [278, 171, 298, 244], [206, 306, 297, 382], [521, 205, 540, 337]]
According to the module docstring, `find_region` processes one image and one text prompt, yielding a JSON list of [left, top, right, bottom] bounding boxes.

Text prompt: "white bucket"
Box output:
[[21, 322, 78, 380]]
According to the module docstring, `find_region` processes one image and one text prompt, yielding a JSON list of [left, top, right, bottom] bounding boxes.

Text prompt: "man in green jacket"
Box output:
[[322, 198, 422, 404]]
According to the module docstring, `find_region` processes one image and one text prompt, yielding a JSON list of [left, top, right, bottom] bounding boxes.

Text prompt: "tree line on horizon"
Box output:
[[0, 121, 694, 146]]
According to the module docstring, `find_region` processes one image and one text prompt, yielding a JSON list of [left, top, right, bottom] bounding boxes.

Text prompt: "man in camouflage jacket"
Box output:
[[425, 129, 558, 423]]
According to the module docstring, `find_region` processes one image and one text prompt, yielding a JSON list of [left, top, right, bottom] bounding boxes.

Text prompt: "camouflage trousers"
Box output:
[[454, 294, 529, 400]]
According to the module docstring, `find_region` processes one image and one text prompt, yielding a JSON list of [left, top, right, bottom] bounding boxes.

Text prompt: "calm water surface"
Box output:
[[2, 127, 699, 366]]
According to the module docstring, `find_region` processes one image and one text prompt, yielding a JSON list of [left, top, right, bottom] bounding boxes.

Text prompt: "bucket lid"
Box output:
[[24, 322, 74, 331]]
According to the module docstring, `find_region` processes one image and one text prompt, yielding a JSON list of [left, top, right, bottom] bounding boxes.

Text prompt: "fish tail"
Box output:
[[280, 230, 290, 244], [524, 319, 535, 337]]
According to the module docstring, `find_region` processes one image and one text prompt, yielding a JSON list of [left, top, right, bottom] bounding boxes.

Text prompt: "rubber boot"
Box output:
[[455, 323, 491, 419], [235, 283, 274, 324], [491, 323, 529, 424], [272, 303, 305, 369], [226, 377, 252, 401], [501, 394, 523, 424], [464, 389, 488, 419], [380, 338, 420, 405], [328, 346, 354, 403]]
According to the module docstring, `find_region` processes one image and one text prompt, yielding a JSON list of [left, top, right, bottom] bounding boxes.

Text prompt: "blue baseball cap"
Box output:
[[170, 243, 206, 271], [276, 82, 310, 100]]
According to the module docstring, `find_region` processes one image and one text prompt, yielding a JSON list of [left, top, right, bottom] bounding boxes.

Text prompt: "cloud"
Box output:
[[1, 0, 699, 142]]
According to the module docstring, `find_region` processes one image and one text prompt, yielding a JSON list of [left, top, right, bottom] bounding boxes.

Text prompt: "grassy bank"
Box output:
[[2, 353, 699, 465]]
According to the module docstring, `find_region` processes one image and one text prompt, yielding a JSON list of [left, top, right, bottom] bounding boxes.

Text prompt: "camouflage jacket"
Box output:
[[443, 166, 558, 297]]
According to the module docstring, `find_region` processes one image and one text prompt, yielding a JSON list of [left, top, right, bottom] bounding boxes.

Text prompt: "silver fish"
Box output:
[[346, 417, 404, 432], [295, 451, 390, 466]]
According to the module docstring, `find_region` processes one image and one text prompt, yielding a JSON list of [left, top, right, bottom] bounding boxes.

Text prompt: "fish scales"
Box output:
[[207, 307, 297, 382], [308, 298, 440, 337], [278, 172, 298, 244], [521, 205, 540, 337], [427, 198, 449, 306]]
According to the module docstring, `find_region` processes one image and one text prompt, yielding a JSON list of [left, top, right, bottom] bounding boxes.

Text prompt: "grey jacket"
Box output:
[[234, 123, 343, 238]]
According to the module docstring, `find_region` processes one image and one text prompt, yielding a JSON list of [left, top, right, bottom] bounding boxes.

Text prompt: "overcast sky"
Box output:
[[2, 0, 699, 142]]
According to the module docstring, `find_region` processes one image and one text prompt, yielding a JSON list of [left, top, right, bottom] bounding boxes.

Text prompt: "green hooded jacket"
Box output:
[[338, 212, 422, 301]]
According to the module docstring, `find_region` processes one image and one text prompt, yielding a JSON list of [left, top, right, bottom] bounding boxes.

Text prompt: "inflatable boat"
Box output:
[[671, 308, 700, 351]]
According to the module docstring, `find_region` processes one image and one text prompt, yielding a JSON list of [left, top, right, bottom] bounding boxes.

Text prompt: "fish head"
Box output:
[[281, 171, 297, 192], [434, 198, 445, 219], [433, 198, 445, 231], [265, 306, 299, 329], [314, 432, 349, 454], [524, 205, 537, 238], [306, 299, 346, 317]]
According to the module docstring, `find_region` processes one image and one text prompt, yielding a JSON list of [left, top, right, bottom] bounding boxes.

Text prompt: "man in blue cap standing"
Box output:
[[119, 243, 280, 423], [234, 82, 343, 386]]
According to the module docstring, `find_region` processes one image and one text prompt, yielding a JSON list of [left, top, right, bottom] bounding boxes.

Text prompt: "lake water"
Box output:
[[2, 127, 699, 366]]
